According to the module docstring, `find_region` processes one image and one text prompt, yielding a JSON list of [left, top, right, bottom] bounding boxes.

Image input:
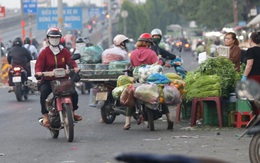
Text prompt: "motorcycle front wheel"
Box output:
[[62, 103, 74, 142], [249, 133, 260, 163]]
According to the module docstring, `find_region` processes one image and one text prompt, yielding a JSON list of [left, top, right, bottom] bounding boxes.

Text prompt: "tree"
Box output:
[[118, 0, 181, 39], [163, 0, 260, 30]]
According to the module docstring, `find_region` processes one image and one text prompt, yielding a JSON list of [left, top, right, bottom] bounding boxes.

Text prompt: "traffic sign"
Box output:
[[23, 0, 37, 14], [37, 7, 82, 30], [0, 6, 5, 18], [88, 7, 103, 18]]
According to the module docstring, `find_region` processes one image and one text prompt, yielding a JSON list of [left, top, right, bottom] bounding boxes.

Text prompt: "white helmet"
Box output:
[[113, 34, 129, 46], [151, 28, 162, 37]]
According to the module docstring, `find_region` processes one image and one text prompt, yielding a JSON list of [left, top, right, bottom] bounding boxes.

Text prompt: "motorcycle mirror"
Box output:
[[71, 53, 81, 60]]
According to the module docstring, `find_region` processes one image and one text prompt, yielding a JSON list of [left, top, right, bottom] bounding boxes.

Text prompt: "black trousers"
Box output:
[[39, 80, 79, 114]]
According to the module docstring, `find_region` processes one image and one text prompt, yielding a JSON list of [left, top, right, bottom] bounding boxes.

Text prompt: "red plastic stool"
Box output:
[[233, 111, 254, 128], [190, 97, 222, 127]]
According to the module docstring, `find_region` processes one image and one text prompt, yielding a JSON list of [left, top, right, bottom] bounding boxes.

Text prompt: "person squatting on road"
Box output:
[[35, 27, 82, 128], [7, 37, 33, 92], [123, 33, 173, 130]]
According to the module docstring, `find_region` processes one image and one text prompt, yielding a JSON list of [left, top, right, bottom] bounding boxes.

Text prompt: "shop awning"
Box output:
[[247, 14, 260, 27]]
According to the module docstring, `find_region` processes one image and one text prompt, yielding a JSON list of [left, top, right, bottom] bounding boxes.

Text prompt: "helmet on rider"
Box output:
[[151, 28, 162, 45], [46, 27, 62, 47], [24, 37, 31, 44], [151, 28, 162, 37], [113, 34, 129, 46], [138, 33, 153, 43], [76, 37, 84, 43], [12, 37, 23, 47]]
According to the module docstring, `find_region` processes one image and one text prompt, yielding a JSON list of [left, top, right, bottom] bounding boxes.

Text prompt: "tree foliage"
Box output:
[[118, 0, 181, 40], [117, 0, 260, 39], [164, 0, 260, 29]]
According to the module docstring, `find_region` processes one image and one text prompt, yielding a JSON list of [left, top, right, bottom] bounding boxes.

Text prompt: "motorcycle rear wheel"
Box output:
[[62, 103, 74, 142], [249, 133, 260, 163], [14, 84, 23, 101]]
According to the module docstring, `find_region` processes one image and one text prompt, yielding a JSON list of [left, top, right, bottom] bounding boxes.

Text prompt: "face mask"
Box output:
[[153, 38, 161, 45], [49, 37, 60, 46]]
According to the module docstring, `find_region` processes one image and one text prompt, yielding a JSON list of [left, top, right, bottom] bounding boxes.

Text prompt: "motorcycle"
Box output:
[[80, 65, 164, 131], [95, 82, 163, 131], [37, 54, 81, 142], [236, 79, 260, 163], [9, 65, 29, 101]]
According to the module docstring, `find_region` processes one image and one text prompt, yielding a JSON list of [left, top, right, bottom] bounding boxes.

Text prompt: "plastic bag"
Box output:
[[80, 45, 103, 63], [108, 60, 130, 75], [163, 85, 181, 105], [120, 84, 135, 107], [117, 75, 134, 87], [147, 73, 170, 84], [112, 84, 129, 100], [134, 84, 159, 105]]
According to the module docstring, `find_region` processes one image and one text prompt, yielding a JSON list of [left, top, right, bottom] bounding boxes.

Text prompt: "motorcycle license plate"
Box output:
[[12, 76, 21, 83], [96, 92, 108, 101]]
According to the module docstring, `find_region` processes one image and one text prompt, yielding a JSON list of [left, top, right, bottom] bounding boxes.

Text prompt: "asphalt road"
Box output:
[[0, 51, 252, 163]]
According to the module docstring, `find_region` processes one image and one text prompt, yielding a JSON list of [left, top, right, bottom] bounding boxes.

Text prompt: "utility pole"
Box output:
[[107, 0, 112, 47], [57, 0, 64, 34], [232, 0, 238, 26]]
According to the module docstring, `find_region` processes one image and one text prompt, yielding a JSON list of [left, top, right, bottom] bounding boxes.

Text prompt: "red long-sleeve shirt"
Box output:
[[130, 47, 163, 67], [35, 46, 77, 80]]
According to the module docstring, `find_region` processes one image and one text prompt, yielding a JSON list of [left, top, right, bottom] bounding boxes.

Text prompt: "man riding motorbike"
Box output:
[[23, 37, 39, 60], [35, 27, 82, 128], [7, 37, 33, 92], [150, 28, 176, 129], [150, 28, 176, 65], [97, 34, 130, 123]]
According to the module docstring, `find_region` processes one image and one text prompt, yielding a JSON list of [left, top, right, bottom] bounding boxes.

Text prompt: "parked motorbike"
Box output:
[[236, 79, 260, 163], [37, 54, 81, 142], [9, 65, 29, 101]]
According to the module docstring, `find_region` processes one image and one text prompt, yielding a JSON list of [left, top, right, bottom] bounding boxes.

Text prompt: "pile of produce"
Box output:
[[184, 57, 240, 100], [133, 64, 163, 83], [184, 73, 221, 101], [112, 73, 185, 107]]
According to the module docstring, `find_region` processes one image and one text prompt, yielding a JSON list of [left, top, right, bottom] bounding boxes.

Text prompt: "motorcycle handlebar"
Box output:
[[35, 68, 79, 79]]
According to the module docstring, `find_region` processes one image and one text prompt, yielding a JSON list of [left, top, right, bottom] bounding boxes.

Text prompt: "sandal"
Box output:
[[123, 124, 131, 130], [74, 114, 82, 121]]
